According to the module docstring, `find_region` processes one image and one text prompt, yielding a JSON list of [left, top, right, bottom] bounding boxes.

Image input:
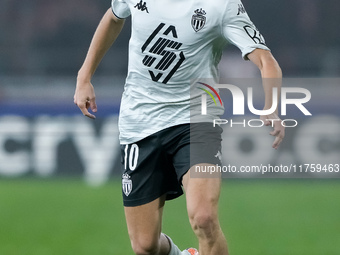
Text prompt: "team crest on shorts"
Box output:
[[122, 174, 132, 196], [191, 8, 206, 32]]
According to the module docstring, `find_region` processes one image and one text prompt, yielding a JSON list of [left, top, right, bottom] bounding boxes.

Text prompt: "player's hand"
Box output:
[[260, 112, 285, 149], [74, 80, 97, 119]]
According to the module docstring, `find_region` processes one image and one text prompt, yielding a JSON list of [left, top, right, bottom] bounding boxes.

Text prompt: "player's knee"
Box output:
[[131, 238, 159, 255], [189, 210, 219, 239]]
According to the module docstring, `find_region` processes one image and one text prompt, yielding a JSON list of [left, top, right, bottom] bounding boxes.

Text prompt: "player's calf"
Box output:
[[183, 170, 228, 254]]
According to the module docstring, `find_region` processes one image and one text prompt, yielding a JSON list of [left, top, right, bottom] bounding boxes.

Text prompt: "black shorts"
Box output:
[[120, 123, 222, 207]]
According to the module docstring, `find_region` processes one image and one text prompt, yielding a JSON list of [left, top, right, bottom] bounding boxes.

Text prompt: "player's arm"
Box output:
[[247, 49, 285, 149], [74, 9, 125, 119]]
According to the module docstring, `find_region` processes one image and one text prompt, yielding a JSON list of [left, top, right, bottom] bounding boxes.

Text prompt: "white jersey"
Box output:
[[112, 0, 269, 144]]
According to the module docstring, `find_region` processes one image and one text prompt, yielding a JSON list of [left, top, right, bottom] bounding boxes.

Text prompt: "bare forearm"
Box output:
[[248, 49, 282, 112], [261, 58, 282, 112], [74, 9, 124, 119], [78, 9, 125, 81], [248, 49, 285, 149]]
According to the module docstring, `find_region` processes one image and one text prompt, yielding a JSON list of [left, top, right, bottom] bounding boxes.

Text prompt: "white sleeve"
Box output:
[[222, 0, 270, 60], [111, 0, 131, 19]]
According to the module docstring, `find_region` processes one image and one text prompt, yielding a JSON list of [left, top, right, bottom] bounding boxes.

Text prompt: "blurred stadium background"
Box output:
[[0, 0, 339, 254]]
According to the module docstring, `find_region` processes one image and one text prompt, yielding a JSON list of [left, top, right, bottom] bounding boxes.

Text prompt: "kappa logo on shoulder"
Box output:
[[237, 4, 246, 15], [134, 0, 149, 13]]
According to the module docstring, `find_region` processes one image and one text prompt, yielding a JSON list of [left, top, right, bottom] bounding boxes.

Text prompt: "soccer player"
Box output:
[[74, 0, 284, 254]]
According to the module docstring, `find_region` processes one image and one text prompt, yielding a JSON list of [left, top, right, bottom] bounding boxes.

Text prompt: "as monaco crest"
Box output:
[[191, 8, 207, 32], [122, 174, 132, 196]]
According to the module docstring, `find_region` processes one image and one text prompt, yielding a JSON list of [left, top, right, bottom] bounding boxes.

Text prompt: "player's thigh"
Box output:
[[182, 166, 221, 220], [124, 195, 166, 246]]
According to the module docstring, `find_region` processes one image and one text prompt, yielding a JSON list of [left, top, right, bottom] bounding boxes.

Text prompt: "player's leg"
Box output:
[[121, 130, 186, 255], [171, 123, 226, 254], [124, 195, 184, 255], [124, 195, 170, 255], [182, 168, 229, 255]]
